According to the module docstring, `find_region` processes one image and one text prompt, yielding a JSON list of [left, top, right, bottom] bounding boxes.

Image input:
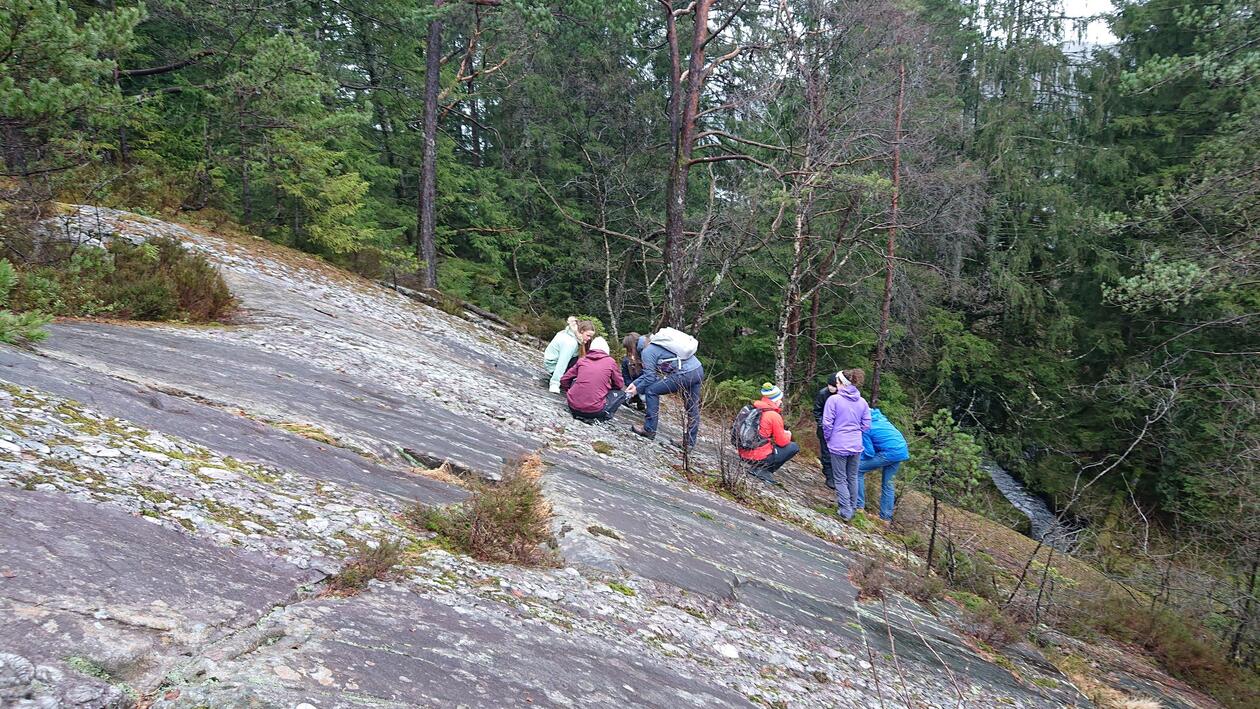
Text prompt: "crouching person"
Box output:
[[561, 337, 627, 421], [734, 383, 799, 483]]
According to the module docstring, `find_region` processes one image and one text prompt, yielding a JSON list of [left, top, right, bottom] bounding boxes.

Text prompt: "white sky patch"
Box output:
[[1061, 0, 1118, 46]]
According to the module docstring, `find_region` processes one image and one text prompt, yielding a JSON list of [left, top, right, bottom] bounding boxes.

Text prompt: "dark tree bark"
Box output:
[[661, 0, 715, 326], [117, 50, 218, 78], [1231, 551, 1259, 660], [417, 0, 445, 289], [870, 60, 906, 406], [806, 287, 822, 385]]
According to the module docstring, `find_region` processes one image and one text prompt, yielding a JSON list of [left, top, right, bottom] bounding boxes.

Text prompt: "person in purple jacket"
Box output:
[[821, 368, 872, 521]]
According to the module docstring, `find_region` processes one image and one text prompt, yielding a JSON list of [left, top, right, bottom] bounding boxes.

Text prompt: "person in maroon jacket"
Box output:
[[560, 337, 628, 421]]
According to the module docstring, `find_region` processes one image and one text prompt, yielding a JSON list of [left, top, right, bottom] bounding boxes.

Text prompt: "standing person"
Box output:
[[621, 332, 646, 411], [812, 373, 839, 489], [625, 328, 704, 448], [735, 383, 800, 483], [561, 337, 628, 421], [855, 408, 910, 523], [543, 318, 594, 394], [821, 369, 872, 522]]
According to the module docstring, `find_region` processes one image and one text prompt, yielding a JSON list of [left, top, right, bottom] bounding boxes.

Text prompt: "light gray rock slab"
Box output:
[[0, 488, 320, 691], [0, 346, 462, 506], [151, 584, 756, 709]]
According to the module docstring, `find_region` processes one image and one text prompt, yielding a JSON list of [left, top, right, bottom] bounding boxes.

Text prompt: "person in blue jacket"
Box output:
[[856, 408, 910, 522], [625, 335, 704, 447]]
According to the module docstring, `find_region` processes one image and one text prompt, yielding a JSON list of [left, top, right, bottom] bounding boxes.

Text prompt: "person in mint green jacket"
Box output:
[[543, 318, 594, 393]]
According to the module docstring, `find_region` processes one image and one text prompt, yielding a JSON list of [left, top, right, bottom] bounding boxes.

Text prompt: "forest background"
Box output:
[[1, 0, 1257, 692]]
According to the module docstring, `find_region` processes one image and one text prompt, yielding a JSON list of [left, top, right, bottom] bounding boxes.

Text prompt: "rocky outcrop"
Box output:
[[0, 206, 1183, 707]]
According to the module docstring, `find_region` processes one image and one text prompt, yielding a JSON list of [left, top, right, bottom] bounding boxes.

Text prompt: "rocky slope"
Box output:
[[0, 206, 1201, 708]]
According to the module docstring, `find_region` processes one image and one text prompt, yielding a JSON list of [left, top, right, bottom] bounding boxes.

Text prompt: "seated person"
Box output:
[[621, 332, 646, 411], [737, 383, 800, 482], [560, 337, 627, 421], [543, 318, 595, 394]]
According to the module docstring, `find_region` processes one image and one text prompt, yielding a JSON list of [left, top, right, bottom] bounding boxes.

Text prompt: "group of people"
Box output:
[[542, 318, 909, 522], [543, 318, 704, 448]]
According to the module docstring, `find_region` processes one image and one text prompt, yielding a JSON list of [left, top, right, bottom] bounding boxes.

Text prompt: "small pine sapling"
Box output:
[[0, 260, 52, 345]]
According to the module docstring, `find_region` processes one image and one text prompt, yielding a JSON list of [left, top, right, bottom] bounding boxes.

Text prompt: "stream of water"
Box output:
[[984, 459, 1077, 551]]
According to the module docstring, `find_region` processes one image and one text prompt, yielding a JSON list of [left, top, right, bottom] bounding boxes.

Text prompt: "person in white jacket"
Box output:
[[543, 317, 595, 393]]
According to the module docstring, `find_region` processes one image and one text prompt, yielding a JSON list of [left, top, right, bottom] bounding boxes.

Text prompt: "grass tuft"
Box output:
[[405, 454, 558, 567], [851, 558, 888, 601], [323, 539, 404, 597], [608, 581, 636, 596]]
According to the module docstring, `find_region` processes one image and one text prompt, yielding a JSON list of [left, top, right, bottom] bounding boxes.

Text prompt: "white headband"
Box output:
[[837, 371, 851, 387]]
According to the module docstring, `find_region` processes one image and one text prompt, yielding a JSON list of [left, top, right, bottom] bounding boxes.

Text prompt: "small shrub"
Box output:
[[958, 597, 1028, 648], [323, 539, 404, 596], [1085, 592, 1260, 706], [852, 558, 888, 601], [515, 312, 565, 341], [106, 276, 178, 319], [573, 314, 608, 337], [8, 237, 233, 322], [897, 572, 945, 604], [935, 544, 1002, 601], [405, 454, 558, 567], [0, 259, 51, 345], [111, 238, 234, 320], [702, 377, 761, 416]]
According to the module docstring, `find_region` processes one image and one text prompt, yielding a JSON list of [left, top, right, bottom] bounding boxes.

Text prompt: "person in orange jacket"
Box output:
[[737, 383, 800, 483]]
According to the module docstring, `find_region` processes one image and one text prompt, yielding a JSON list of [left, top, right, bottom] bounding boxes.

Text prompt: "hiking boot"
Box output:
[[824, 478, 836, 490], [630, 424, 656, 440], [750, 471, 778, 485]]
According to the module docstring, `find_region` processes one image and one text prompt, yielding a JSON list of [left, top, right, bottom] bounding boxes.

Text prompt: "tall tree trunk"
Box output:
[[1231, 551, 1259, 661], [786, 299, 801, 396], [926, 493, 940, 574], [775, 199, 808, 397], [661, 0, 714, 326], [241, 151, 252, 224], [806, 287, 822, 385], [109, 0, 129, 165], [871, 60, 906, 406], [417, 0, 445, 289]]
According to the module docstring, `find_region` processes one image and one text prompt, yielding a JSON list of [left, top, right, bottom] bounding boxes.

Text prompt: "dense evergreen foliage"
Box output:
[[1, 0, 1257, 674]]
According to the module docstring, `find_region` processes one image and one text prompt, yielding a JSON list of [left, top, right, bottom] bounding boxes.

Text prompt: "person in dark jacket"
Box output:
[[561, 337, 627, 421], [812, 373, 839, 489], [620, 332, 646, 412], [855, 408, 910, 521], [738, 383, 800, 483]]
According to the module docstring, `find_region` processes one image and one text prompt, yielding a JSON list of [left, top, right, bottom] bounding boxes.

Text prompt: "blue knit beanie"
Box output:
[[761, 382, 783, 403]]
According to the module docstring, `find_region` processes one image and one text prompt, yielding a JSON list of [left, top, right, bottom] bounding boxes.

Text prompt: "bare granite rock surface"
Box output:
[[0, 205, 1193, 707]]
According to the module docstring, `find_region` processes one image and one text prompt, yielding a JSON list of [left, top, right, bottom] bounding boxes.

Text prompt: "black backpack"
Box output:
[[730, 405, 768, 451]]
